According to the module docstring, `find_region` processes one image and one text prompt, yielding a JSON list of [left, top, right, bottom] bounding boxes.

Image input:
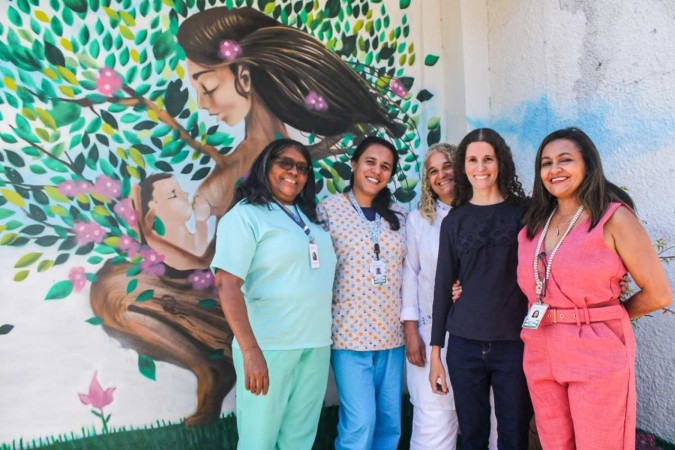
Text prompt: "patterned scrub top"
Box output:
[[317, 193, 406, 351]]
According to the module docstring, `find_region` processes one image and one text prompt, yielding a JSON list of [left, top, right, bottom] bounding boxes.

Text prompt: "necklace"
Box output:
[[533, 205, 584, 302], [554, 212, 576, 236]]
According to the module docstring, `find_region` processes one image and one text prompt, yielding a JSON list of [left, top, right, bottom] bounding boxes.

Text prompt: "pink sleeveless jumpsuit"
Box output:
[[517, 203, 636, 449]]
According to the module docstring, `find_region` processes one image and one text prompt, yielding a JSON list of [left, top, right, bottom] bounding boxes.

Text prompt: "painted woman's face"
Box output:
[[267, 146, 309, 204], [186, 59, 252, 126], [149, 177, 192, 223]]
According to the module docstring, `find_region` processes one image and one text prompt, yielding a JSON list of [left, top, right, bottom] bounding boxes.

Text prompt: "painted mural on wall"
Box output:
[[0, 0, 440, 446]]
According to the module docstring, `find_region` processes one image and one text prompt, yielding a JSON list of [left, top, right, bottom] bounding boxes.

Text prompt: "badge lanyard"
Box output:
[[272, 199, 321, 269], [523, 205, 584, 329], [347, 191, 387, 285]]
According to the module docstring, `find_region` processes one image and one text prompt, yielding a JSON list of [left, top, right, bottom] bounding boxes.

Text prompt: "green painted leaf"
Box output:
[[37, 259, 54, 272], [14, 252, 43, 268], [199, 298, 219, 309], [51, 101, 82, 127], [0, 324, 14, 335], [85, 316, 104, 325], [64, 0, 88, 13], [152, 31, 176, 60], [14, 270, 29, 282], [138, 354, 156, 380], [425, 54, 439, 66], [427, 116, 441, 130], [0, 208, 15, 219], [45, 280, 73, 300], [136, 289, 155, 302], [126, 278, 138, 294], [416, 89, 434, 102]]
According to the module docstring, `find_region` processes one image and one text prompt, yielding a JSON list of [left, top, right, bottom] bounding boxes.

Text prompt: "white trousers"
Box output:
[[409, 392, 499, 450]]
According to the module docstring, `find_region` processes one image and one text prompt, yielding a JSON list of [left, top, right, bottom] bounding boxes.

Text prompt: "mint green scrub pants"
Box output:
[[233, 346, 331, 450]]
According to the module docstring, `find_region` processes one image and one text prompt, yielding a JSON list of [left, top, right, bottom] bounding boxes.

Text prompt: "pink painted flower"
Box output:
[[389, 78, 408, 98], [140, 247, 165, 276], [188, 270, 215, 290], [74, 221, 106, 245], [92, 175, 121, 199], [57, 180, 78, 197], [57, 180, 93, 197], [119, 234, 140, 257], [218, 39, 242, 62], [305, 91, 329, 112], [96, 67, 123, 96], [113, 198, 139, 227], [79, 371, 115, 410], [69, 266, 88, 292]]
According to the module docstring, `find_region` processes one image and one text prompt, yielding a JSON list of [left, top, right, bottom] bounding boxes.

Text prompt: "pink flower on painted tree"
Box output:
[[92, 175, 121, 199], [389, 78, 408, 98], [58, 180, 93, 197], [96, 67, 123, 96], [74, 221, 106, 245], [140, 247, 166, 276], [79, 371, 115, 433], [188, 270, 215, 290], [113, 198, 138, 227], [119, 234, 140, 257], [69, 266, 88, 292]]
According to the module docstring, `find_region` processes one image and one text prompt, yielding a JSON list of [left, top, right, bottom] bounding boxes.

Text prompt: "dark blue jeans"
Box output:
[[447, 335, 533, 450]]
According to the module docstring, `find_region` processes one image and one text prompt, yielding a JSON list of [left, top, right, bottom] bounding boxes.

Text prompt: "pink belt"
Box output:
[[540, 304, 626, 326]]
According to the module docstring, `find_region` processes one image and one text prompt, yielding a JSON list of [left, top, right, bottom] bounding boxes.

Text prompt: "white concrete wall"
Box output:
[[454, 0, 675, 440]]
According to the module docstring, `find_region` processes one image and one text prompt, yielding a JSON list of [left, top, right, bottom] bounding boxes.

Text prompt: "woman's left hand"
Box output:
[[404, 321, 425, 367]]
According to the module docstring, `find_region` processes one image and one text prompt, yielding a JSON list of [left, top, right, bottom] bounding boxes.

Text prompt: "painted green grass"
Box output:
[[3, 401, 673, 450], [0, 403, 411, 450]]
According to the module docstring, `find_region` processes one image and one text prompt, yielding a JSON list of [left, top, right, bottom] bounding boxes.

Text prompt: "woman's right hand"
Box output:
[[428, 346, 448, 395], [452, 281, 462, 302], [242, 346, 269, 395]]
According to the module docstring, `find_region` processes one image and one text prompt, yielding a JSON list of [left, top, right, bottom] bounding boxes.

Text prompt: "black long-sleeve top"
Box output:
[[430, 201, 528, 346]]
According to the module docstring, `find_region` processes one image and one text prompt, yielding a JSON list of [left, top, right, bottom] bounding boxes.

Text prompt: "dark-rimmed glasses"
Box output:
[[273, 157, 310, 175]]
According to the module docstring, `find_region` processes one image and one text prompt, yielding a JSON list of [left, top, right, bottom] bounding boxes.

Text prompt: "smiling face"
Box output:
[[149, 177, 192, 224], [351, 143, 394, 204], [540, 139, 586, 200], [186, 59, 252, 126], [426, 151, 454, 204], [267, 146, 309, 204], [464, 141, 499, 193]]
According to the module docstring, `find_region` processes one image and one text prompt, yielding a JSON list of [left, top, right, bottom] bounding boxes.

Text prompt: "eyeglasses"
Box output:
[[273, 157, 311, 175], [536, 251, 548, 298]]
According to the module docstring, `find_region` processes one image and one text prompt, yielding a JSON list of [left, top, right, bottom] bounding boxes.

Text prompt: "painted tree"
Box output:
[[0, 0, 441, 421]]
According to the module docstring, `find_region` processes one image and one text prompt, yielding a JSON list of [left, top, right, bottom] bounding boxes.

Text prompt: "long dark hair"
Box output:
[[452, 128, 527, 208], [177, 7, 407, 142], [347, 136, 401, 231], [523, 127, 634, 239], [231, 138, 320, 224]]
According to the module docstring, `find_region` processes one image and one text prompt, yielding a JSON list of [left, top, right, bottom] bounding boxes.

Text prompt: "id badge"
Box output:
[[370, 259, 387, 286], [522, 303, 549, 329], [309, 243, 320, 269]]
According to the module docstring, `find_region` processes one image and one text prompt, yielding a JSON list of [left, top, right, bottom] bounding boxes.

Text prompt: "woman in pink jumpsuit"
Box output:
[[517, 127, 672, 449]]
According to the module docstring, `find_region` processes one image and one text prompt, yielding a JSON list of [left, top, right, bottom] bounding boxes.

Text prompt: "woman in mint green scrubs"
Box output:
[[212, 139, 337, 449]]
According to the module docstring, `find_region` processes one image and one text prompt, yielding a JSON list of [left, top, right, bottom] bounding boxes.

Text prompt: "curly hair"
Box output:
[[418, 143, 457, 224], [452, 128, 527, 208], [231, 138, 320, 224], [523, 127, 634, 239]]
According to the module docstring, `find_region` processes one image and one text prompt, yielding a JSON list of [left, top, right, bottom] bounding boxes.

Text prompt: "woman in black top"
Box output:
[[429, 128, 533, 449]]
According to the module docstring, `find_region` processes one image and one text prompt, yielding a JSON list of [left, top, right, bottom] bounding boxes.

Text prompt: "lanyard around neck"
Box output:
[[347, 190, 382, 260], [272, 199, 314, 243]]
